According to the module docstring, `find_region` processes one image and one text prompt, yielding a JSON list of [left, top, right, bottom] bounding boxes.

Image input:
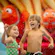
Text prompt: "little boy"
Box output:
[[19, 14, 54, 55]]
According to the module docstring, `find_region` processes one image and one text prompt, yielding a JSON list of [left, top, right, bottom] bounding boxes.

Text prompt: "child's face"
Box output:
[[28, 17, 39, 29], [9, 26, 19, 37]]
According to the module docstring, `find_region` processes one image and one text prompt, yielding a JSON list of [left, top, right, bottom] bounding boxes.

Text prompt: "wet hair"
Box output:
[[7, 24, 17, 37], [28, 14, 41, 28]]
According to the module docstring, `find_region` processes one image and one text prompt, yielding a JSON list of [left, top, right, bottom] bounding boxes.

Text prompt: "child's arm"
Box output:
[[41, 26, 54, 48], [2, 24, 8, 44], [2, 24, 12, 44], [2, 31, 6, 44], [19, 29, 28, 54], [2, 34, 12, 44]]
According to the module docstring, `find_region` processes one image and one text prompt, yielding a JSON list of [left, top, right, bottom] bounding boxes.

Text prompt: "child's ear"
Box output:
[[38, 23, 40, 25], [38, 23, 40, 26]]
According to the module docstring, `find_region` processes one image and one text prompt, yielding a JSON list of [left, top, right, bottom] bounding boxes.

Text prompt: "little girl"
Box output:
[[2, 24, 19, 55]]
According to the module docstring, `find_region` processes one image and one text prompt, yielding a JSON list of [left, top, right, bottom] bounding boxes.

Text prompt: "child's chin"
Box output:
[[16, 35, 18, 37], [14, 35, 18, 37]]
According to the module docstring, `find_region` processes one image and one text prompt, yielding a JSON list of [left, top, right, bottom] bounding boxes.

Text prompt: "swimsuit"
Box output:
[[26, 51, 43, 55], [6, 40, 18, 55]]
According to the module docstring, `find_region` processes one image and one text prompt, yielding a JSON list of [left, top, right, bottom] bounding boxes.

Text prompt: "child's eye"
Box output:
[[13, 29, 16, 30], [31, 19, 34, 21], [13, 29, 19, 31], [29, 20, 31, 21], [29, 20, 31, 22], [32, 19, 35, 21]]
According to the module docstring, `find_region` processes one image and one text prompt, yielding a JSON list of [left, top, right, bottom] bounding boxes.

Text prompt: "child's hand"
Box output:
[[21, 50, 26, 55], [48, 43, 54, 49], [4, 24, 9, 32]]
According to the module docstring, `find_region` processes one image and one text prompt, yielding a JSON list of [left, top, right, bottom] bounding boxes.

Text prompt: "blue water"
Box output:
[[0, 33, 6, 55]]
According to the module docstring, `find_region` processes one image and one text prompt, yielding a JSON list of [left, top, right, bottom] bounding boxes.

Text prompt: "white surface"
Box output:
[[0, 22, 4, 34]]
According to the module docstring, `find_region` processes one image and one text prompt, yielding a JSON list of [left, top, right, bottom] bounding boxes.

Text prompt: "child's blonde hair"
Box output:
[[28, 14, 41, 28], [7, 25, 17, 37]]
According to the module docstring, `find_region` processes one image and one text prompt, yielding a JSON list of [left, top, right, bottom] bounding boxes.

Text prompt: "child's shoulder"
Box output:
[[7, 37, 13, 42], [8, 36, 12, 39], [5, 37, 13, 44], [40, 26, 45, 33], [24, 28, 31, 33], [40, 25, 44, 30]]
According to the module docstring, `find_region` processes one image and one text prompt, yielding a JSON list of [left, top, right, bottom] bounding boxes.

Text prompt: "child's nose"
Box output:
[[31, 20, 33, 22]]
